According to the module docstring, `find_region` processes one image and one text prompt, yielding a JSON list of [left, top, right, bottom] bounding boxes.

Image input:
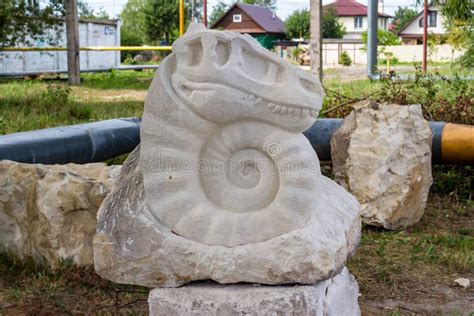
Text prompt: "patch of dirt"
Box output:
[[353, 194, 474, 314], [72, 88, 147, 102], [0, 264, 149, 315]]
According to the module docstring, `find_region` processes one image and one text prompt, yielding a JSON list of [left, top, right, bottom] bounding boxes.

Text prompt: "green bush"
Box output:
[[375, 65, 473, 125], [292, 47, 302, 59], [339, 51, 352, 66], [379, 56, 399, 65]]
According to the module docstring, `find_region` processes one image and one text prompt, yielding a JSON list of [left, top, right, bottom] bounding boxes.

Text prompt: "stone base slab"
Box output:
[[148, 267, 360, 316]]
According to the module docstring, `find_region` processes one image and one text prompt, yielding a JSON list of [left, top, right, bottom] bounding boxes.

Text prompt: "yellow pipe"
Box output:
[[441, 123, 474, 165], [179, 0, 185, 36], [0, 46, 172, 52]]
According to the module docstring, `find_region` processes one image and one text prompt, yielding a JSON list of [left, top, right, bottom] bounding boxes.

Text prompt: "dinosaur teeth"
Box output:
[[254, 98, 262, 105], [266, 104, 315, 116], [272, 105, 282, 113]]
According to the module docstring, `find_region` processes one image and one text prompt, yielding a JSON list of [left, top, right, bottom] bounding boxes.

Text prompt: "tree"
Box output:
[[188, 0, 203, 23], [438, 0, 473, 67], [120, 0, 147, 46], [285, 7, 345, 40], [0, 0, 111, 48], [392, 7, 417, 32], [0, 0, 64, 47], [285, 10, 310, 39], [241, 0, 276, 10], [209, 2, 229, 26], [77, 1, 109, 19], [322, 7, 345, 38], [362, 29, 401, 46], [144, 0, 178, 44]]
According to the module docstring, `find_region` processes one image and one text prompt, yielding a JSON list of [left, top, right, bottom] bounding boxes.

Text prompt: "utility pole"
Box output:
[[422, 0, 428, 73], [65, 0, 80, 85], [367, 0, 378, 79], [203, 0, 208, 27], [309, 0, 322, 80]]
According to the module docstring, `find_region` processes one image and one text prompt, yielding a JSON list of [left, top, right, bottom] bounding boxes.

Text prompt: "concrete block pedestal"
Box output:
[[148, 268, 360, 316]]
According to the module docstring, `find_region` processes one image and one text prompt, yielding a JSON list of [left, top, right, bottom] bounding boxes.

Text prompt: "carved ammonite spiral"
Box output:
[[140, 24, 324, 247]]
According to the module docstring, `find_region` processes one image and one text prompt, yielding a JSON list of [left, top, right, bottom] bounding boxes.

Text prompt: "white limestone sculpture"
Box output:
[[94, 24, 361, 287]]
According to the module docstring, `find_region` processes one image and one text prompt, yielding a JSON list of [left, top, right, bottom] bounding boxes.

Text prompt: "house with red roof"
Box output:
[[210, 3, 285, 49], [323, 0, 392, 39]]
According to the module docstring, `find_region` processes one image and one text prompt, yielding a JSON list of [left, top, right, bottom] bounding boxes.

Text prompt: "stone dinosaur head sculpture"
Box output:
[[167, 24, 323, 133]]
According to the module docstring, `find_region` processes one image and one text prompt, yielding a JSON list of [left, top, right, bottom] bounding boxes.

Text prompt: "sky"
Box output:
[[85, 0, 424, 21]]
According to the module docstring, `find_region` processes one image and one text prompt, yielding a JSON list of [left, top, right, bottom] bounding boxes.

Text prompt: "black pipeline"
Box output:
[[0, 118, 472, 165], [0, 118, 140, 164]]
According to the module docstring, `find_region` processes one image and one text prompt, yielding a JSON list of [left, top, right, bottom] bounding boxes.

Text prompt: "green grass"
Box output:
[[81, 69, 153, 90], [0, 72, 147, 135]]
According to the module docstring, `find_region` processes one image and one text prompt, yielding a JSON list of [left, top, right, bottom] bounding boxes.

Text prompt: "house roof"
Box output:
[[323, 0, 392, 18], [211, 3, 285, 34]]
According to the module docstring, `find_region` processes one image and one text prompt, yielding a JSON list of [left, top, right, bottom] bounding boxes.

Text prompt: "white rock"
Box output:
[[331, 102, 432, 230], [148, 267, 360, 316], [454, 278, 470, 288], [0, 160, 119, 267], [94, 25, 360, 287]]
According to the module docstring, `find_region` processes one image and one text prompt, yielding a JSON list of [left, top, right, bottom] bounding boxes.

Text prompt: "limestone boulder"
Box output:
[[0, 160, 120, 267], [148, 267, 360, 316], [331, 102, 432, 229]]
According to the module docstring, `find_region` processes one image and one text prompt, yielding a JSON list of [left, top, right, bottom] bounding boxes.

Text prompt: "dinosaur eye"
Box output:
[[187, 39, 203, 67], [215, 40, 230, 66]]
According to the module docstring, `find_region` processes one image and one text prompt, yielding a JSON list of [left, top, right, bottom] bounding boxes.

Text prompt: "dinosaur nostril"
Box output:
[[263, 62, 284, 82], [241, 48, 267, 80], [299, 78, 321, 95], [187, 39, 203, 67], [216, 40, 230, 66]]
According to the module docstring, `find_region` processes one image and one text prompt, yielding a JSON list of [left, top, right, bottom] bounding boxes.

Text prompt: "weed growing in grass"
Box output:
[[322, 65, 473, 125], [431, 165, 472, 202], [68, 103, 92, 119], [376, 66, 473, 125]]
